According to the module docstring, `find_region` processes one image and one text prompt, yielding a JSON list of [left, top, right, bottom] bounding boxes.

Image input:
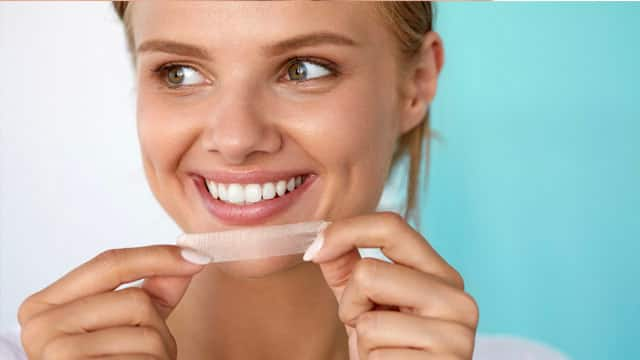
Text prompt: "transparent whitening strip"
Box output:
[[176, 220, 330, 263]]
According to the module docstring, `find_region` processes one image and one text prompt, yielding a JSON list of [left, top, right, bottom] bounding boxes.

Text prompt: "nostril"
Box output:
[[200, 116, 283, 164]]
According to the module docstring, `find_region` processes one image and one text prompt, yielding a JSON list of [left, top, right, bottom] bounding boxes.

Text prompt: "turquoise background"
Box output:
[[420, 3, 639, 359]]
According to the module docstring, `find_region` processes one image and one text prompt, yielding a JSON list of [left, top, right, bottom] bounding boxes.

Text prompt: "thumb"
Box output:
[[317, 248, 361, 302]]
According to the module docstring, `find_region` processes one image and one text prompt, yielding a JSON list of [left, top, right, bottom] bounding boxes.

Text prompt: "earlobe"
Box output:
[[399, 97, 429, 135], [398, 31, 444, 135]]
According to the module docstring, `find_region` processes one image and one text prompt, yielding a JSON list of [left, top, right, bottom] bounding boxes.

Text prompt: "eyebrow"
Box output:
[[262, 31, 360, 56], [136, 31, 360, 60], [137, 40, 211, 60]]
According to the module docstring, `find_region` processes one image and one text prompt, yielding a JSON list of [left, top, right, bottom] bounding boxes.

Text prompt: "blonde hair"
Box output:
[[111, 1, 438, 224]]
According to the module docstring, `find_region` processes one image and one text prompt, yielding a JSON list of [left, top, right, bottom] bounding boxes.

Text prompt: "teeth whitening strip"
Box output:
[[176, 220, 330, 263]]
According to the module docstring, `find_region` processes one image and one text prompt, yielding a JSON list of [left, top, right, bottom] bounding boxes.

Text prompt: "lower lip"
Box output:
[[193, 174, 317, 225]]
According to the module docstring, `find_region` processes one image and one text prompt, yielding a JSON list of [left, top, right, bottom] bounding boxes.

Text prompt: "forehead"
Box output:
[[130, 1, 387, 54]]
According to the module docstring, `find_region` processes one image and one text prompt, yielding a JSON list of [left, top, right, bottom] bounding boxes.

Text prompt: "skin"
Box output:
[[18, 2, 479, 360]]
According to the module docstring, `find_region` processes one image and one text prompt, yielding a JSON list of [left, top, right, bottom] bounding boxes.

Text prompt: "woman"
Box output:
[[9, 2, 565, 360]]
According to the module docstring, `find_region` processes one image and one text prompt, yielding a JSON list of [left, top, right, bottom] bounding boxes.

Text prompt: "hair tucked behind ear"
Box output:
[[373, 2, 440, 227], [111, 1, 439, 226]]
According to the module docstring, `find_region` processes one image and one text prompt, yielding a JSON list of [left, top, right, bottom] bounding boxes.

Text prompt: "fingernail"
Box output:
[[303, 231, 325, 262], [180, 248, 211, 265]]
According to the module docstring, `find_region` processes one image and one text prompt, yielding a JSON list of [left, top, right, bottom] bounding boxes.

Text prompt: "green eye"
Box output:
[[167, 67, 185, 85], [286, 60, 332, 82], [156, 64, 206, 88]]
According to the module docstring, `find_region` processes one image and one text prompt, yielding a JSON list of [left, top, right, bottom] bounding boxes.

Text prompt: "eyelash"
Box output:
[[150, 57, 340, 90]]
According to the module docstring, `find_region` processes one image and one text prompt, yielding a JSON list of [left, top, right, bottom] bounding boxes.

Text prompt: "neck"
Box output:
[[167, 261, 349, 360]]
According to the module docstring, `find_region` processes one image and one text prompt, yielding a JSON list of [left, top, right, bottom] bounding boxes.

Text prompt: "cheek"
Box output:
[[137, 90, 201, 174], [136, 90, 202, 227], [330, 103, 395, 212], [275, 78, 397, 215]]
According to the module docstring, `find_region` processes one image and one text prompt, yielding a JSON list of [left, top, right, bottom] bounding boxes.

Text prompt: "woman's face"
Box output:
[[130, 1, 424, 275]]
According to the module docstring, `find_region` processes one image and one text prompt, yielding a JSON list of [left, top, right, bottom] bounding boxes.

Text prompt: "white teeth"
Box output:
[[262, 182, 276, 200], [205, 175, 308, 205], [227, 184, 245, 204], [206, 180, 218, 199], [244, 184, 262, 203], [218, 183, 228, 201], [276, 180, 287, 196]]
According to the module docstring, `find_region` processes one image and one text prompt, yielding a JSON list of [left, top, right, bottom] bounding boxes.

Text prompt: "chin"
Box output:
[[210, 253, 307, 279]]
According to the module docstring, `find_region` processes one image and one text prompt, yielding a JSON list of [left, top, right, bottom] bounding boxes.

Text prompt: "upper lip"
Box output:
[[189, 169, 314, 184]]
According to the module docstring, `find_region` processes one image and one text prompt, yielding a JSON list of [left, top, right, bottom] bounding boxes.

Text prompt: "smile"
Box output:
[[206, 175, 309, 205], [191, 171, 317, 225]]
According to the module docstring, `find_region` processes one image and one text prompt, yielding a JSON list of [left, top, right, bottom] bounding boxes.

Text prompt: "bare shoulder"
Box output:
[[474, 334, 570, 360], [0, 328, 27, 360]]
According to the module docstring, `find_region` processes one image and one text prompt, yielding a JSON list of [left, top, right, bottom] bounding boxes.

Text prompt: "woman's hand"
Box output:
[[306, 212, 479, 360], [17, 245, 207, 359]]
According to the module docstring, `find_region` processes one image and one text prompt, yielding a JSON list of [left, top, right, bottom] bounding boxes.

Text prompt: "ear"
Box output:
[[397, 31, 445, 135]]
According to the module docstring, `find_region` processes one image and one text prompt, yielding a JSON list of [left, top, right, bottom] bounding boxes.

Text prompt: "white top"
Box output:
[[1, 326, 569, 359]]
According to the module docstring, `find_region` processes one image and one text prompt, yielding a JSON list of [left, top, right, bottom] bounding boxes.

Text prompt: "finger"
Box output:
[[366, 348, 462, 360], [20, 245, 206, 324], [141, 275, 196, 319], [41, 325, 171, 359], [354, 311, 476, 359], [338, 258, 479, 328], [23, 287, 176, 359], [311, 212, 463, 289], [317, 247, 362, 301]]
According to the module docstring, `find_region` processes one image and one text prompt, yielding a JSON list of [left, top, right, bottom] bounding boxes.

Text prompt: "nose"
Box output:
[[200, 88, 282, 164]]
